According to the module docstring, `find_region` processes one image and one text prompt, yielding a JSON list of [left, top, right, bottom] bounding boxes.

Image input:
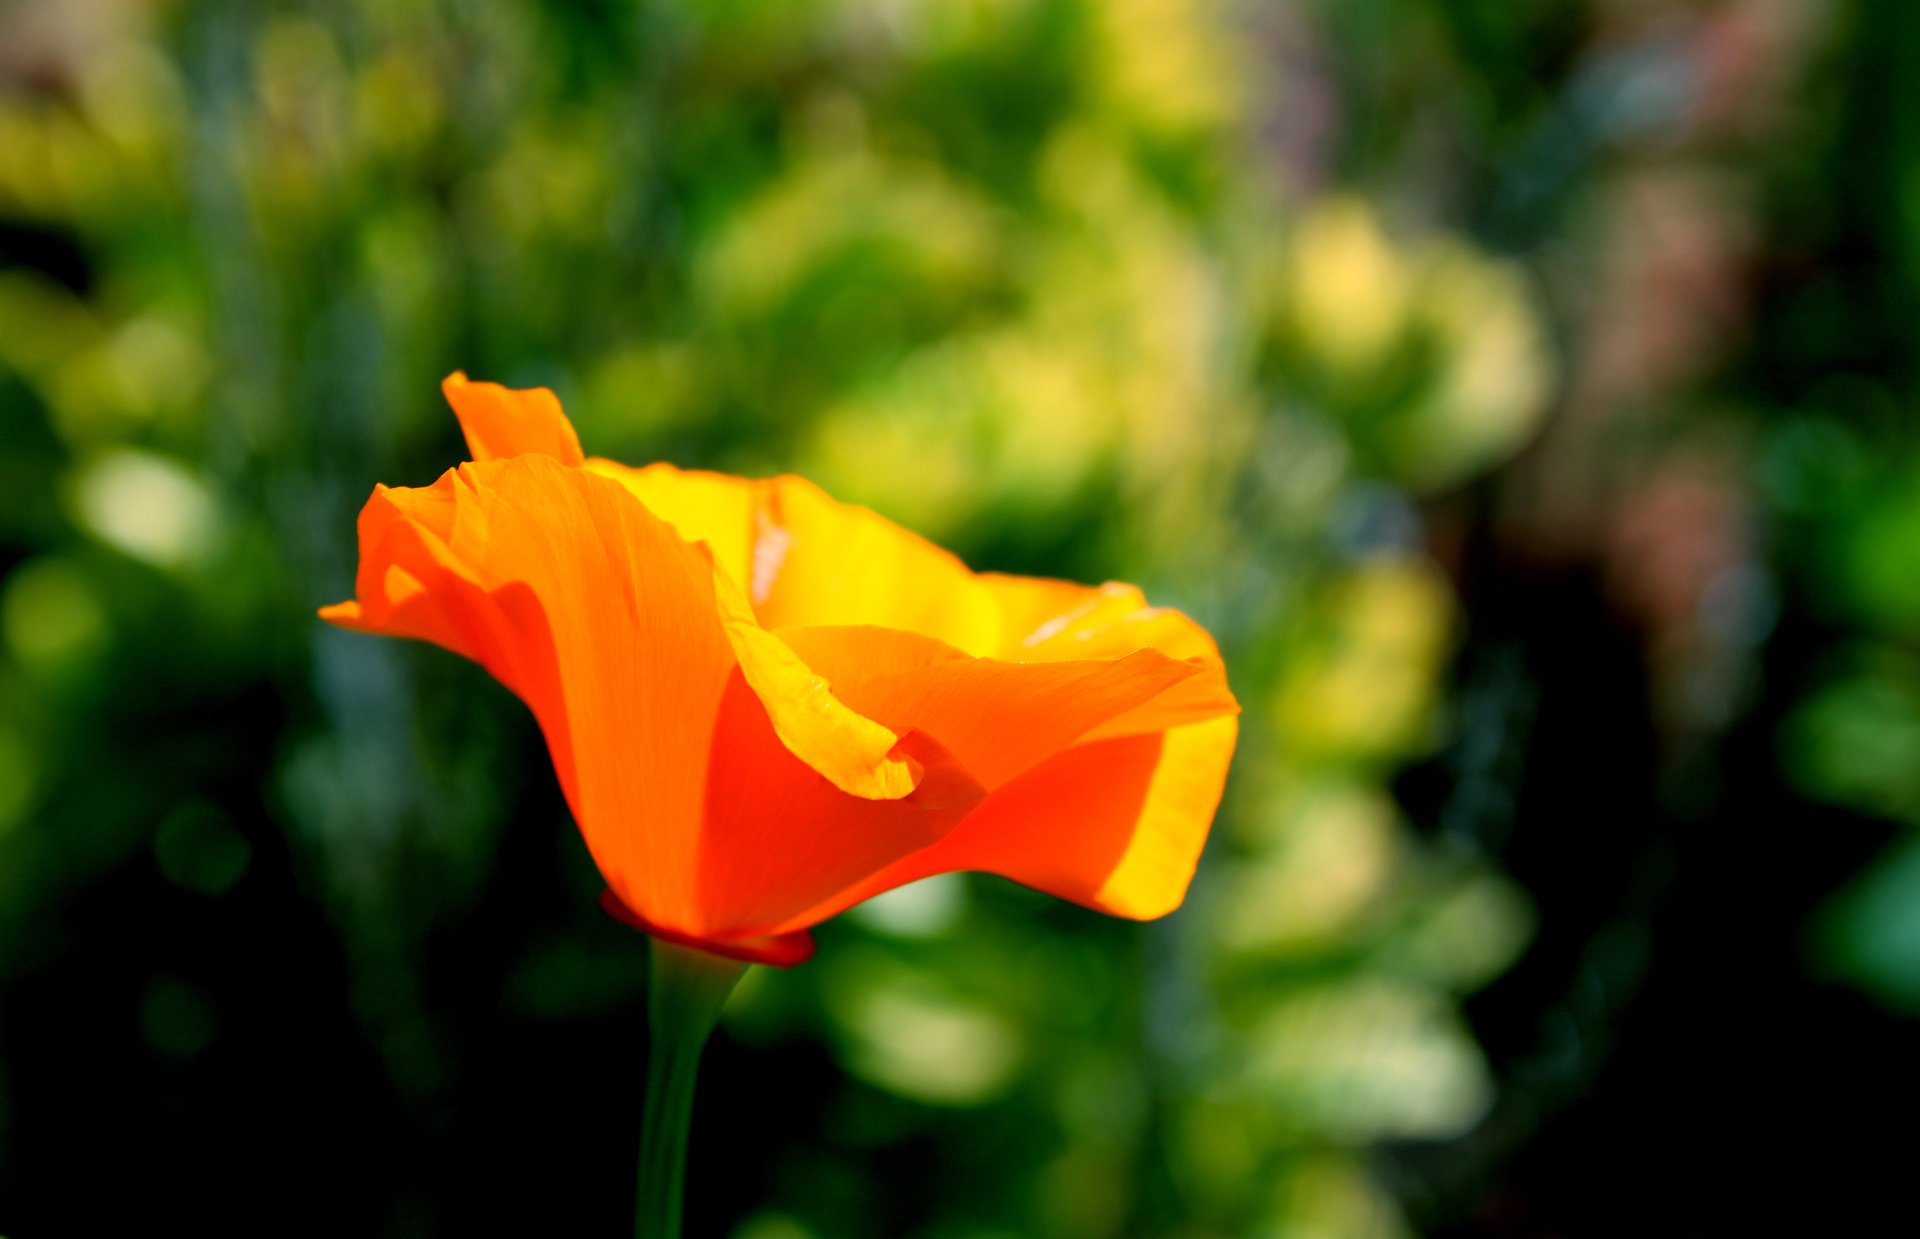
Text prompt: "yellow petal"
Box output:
[[980, 575, 1223, 662], [1086, 715, 1241, 917], [752, 475, 1003, 656]]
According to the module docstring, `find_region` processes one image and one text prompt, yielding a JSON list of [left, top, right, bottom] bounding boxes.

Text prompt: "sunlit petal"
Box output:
[[777, 624, 1235, 790], [442, 372, 585, 465], [771, 714, 1239, 931], [753, 475, 1003, 655]]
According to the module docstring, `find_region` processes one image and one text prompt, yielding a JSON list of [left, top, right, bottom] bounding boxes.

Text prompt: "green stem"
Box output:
[[636, 938, 748, 1239]]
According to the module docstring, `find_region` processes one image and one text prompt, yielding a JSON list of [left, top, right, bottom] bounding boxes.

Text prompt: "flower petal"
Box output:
[[325, 456, 731, 928], [583, 460, 757, 591], [981, 575, 1223, 662], [564, 469, 935, 802], [752, 476, 1003, 655], [768, 713, 1240, 932], [442, 372, 584, 466], [776, 624, 1237, 789], [747, 622, 1238, 931], [691, 668, 985, 938], [560, 463, 1225, 681], [715, 593, 929, 802], [320, 456, 958, 937], [1079, 716, 1240, 917]]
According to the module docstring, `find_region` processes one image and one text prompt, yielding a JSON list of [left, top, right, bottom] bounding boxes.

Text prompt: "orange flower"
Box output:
[[322, 375, 1239, 966]]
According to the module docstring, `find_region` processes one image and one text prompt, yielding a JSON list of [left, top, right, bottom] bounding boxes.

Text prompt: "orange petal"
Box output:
[[770, 713, 1240, 932], [776, 624, 1237, 790], [321, 456, 739, 930], [690, 669, 985, 938], [1075, 659, 1241, 745], [442, 372, 584, 466], [713, 586, 928, 804], [433, 382, 924, 802], [318, 481, 507, 667], [320, 456, 956, 937]]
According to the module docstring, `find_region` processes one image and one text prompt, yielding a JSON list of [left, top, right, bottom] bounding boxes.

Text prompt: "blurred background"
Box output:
[[0, 0, 1913, 1234]]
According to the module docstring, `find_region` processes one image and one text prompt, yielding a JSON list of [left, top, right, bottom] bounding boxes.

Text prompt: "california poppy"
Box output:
[[321, 374, 1239, 966]]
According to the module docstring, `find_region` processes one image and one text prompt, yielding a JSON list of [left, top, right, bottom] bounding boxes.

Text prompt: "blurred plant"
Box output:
[[1261, 197, 1552, 494], [1783, 473, 1920, 1011]]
